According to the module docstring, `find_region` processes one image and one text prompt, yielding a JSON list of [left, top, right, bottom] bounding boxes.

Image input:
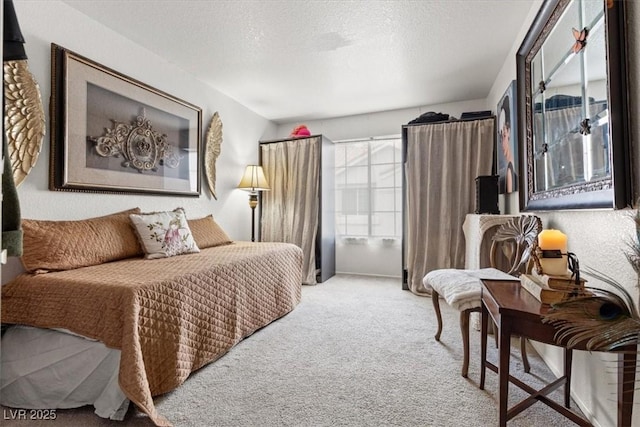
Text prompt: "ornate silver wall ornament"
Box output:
[[204, 112, 223, 199], [88, 108, 181, 173]]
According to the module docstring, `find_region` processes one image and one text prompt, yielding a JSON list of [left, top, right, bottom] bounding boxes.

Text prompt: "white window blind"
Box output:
[[335, 137, 402, 238]]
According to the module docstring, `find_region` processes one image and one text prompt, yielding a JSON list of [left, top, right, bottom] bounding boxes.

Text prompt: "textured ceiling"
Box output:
[[61, 0, 536, 124]]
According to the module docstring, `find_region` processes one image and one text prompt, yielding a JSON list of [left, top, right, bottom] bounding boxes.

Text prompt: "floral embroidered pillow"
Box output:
[[129, 208, 200, 259]]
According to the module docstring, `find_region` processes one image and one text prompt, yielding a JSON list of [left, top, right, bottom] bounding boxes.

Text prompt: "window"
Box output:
[[335, 137, 402, 238]]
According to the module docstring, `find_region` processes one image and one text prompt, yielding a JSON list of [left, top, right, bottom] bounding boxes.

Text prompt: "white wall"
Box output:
[[489, 1, 640, 425], [275, 99, 489, 141], [3, 0, 278, 282], [487, 0, 544, 216], [276, 99, 489, 277]]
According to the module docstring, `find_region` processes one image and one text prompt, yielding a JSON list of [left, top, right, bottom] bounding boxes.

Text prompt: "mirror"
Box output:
[[516, 0, 631, 210]]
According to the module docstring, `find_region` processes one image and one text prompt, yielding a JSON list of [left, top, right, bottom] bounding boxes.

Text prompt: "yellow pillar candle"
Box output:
[[537, 229, 568, 276]]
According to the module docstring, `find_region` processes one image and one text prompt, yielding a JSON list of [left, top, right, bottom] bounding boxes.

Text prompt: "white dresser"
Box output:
[[463, 214, 522, 269], [463, 213, 523, 330]]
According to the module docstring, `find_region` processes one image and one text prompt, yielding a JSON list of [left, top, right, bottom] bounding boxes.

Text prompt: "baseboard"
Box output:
[[334, 271, 402, 279]]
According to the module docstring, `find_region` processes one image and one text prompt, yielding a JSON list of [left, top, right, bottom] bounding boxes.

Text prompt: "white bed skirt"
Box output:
[[1, 325, 129, 420]]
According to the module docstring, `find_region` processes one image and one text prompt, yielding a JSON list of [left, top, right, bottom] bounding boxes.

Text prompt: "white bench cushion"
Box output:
[[423, 268, 515, 311]]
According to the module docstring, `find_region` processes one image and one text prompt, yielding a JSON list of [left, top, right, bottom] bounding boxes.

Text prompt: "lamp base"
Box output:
[[248, 192, 258, 242], [249, 193, 258, 209]]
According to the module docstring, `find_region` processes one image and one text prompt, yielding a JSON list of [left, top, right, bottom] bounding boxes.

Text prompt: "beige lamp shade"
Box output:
[[238, 165, 270, 192]]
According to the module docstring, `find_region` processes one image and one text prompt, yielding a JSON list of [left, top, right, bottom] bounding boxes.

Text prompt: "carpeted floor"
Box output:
[[2, 274, 587, 426]]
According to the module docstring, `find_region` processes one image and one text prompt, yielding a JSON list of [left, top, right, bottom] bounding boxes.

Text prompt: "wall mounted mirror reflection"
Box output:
[[516, 0, 631, 210]]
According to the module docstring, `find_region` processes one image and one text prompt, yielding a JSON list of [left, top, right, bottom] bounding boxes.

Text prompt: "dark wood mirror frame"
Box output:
[[516, 0, 632, 210]]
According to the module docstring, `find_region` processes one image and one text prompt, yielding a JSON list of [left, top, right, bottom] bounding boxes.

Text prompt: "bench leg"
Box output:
[[432, 291, 443, 341], [461, 309, 471, 378]]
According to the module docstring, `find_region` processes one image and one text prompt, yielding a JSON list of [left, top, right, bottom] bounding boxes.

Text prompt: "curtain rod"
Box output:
[[334, 134, 401, 144]]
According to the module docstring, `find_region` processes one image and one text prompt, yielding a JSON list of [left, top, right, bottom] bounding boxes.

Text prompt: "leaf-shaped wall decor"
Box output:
[[4, 60, 46, 187], [204, 112, 223, 199]]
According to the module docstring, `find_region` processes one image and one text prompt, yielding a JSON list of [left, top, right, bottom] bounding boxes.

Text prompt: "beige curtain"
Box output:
[[406, 119, 495, 295], [261, 138, 320, 284]]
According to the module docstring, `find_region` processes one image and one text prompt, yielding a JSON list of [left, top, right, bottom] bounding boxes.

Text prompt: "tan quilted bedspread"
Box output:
[[1, 242, 303, 426]]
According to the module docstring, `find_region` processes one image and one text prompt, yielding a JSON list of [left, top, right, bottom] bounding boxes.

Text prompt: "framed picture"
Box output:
[[50, 43, 202, 196], [496, 80, 518, 194]]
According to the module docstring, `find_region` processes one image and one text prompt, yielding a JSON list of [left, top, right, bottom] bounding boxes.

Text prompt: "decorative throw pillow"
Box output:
[[129, 208, 200, 259], [187, 215, 233, 249], [21, 208, 143, 274]]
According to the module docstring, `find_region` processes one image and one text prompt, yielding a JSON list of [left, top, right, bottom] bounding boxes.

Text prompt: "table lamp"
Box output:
[[237, 165, 270, 242]]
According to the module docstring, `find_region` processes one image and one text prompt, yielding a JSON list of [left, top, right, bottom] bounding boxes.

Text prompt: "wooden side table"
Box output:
[[480, 279, 636, 427]]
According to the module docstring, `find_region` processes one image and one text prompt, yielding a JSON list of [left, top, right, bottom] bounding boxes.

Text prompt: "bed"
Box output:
[[1, 209, 303, 426]]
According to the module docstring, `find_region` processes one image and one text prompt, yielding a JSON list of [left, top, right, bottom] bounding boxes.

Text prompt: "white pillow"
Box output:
[[129, 208, 200, 259]]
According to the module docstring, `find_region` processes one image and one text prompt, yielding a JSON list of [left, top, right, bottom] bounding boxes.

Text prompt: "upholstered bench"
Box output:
[[423, 215, 542, 377]]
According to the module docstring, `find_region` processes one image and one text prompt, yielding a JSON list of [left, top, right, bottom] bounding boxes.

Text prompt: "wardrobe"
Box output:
[[401, 117, 496, 294], [259, 135, 335, 284]]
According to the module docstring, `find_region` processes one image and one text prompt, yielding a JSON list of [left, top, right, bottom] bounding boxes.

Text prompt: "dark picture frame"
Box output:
[[516, 0, 631, 210], [50, 43, 202, 196], [496, 80, 518, 194]]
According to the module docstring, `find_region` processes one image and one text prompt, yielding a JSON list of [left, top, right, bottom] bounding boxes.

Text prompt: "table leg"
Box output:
[[480, 302, 488, 390], [618, 350, 636, 427], [499, 320, 511, 427], [564, 348, 572, 408]]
